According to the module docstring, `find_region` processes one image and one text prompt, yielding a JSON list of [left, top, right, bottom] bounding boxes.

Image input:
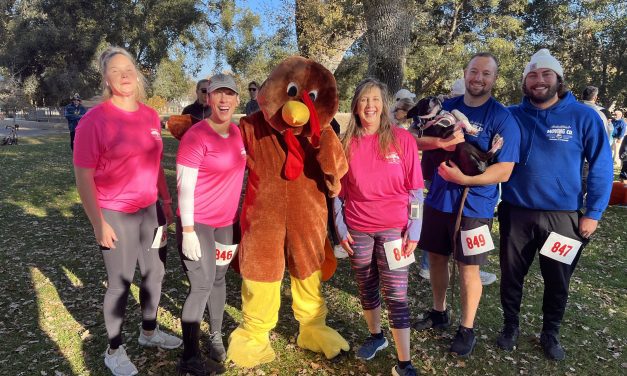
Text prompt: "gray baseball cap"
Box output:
[[207, 73, 239, 95]]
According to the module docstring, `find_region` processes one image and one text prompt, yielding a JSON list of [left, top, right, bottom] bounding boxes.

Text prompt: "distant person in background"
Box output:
[[245, 81, 260, 116], [182, 79, 212, 123], [392, 98, 415, 129], [394, 88, 416, 103], [64, 93, 87, 150], [611, 110, 626, 166], [581, 86, 612, 143]]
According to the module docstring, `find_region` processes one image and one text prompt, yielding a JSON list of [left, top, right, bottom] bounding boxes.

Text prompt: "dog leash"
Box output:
[[449, 186, 469, 323]]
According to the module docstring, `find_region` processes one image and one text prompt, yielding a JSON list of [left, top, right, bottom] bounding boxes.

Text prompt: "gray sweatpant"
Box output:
[[101, 204, 164, 349]]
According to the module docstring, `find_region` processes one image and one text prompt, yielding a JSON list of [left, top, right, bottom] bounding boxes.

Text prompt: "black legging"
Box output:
[[100, 204, 165, 349], [176, 219, 234, 359]]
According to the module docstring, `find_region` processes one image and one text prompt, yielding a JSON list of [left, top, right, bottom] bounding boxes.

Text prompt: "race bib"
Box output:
[[539, 232, 582, 265], [460, 225, 494, 256], [384, 239, 415, 270], [215, 242, 238, 266], [151, 226, 167, 249]]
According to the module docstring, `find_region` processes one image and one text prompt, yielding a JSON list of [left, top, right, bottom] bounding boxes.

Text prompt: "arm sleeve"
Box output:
[[177, 164, 199, 227], [584, 115, 613, 220]]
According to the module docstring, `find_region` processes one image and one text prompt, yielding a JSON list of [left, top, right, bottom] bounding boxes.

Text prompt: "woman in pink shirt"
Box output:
[[334, 78, 424, 376], [74, 46, 181, 376], [175, 73, 245, 376]]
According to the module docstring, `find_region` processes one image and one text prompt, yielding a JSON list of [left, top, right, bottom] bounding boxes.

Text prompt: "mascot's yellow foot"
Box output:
[[227, 327, 276, 368], [297, 323, 350, 359]]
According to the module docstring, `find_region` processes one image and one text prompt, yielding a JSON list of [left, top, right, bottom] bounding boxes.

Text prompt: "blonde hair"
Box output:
[[342, 78, 398, 160], [99, 46, 147, 102]]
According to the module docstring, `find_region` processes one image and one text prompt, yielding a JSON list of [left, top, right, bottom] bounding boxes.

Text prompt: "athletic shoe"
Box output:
[[413, 309, 450, 331], [104, 345, 138, 376], [138, 325, 183, 349], [334, 244, 349, 259], [540, 331, 565, 360], [208, 331, 227, 362], [418, 267, 430, 280], [392, 363, 418, 376], [479, 271, 497, 286], [176, 355, 226, 375], [355, 334, 388, 360], [496, 324, 519, 351], [450, 326, 477, 357]]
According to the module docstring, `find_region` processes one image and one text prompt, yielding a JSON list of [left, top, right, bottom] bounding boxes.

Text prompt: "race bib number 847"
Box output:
[[539, 232, 582, 265], [383, 239, 415, 270]]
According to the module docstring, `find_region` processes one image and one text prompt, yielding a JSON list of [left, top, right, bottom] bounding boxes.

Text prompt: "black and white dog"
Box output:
[[407, 96, 503, 176]]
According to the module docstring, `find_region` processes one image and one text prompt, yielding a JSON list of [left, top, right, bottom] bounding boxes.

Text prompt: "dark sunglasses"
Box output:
[[200, 88, 208, 94], [248, 88, 257, 92]]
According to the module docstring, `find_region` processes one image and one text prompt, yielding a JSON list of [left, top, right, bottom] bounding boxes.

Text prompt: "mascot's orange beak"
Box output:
[[281, 100, 310, 127]]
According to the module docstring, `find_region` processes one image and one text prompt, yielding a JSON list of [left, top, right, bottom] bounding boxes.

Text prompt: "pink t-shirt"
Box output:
[[73, 100, 163, 213], [176, 121, 246, 227], [340, 127, 424, 232]]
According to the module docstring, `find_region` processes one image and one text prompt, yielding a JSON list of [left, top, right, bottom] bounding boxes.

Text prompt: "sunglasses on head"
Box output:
[[200, 88, 208, 94], [248, 88, 257, 92]]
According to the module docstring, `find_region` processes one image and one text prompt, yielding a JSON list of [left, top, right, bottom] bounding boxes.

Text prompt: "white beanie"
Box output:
[[394, 88, 416, 102], [450, 79, 465, 96], [523, 49, 564, 80]]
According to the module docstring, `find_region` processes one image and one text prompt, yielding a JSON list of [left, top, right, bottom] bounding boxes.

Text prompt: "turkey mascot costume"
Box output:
[[227, 56, 350, 368]]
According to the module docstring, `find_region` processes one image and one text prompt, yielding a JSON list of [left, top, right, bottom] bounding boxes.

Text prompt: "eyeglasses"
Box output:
[[248, 88, 257, 92], [200, 88, 208, 94]]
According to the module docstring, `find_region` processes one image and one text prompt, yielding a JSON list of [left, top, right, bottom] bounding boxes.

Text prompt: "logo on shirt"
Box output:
[[384, 152, 401, 164], [150, 129, 161, 140], [546, 124, 573, 142], [467, 121, 483, 137]]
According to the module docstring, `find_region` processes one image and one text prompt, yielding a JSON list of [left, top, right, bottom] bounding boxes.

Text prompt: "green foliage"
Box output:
[[0, 0, 208, 105], [152, 52, 193, 102]]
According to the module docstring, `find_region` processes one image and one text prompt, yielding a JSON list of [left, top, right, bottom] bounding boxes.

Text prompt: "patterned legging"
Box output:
[[348, 228, 410, 329]]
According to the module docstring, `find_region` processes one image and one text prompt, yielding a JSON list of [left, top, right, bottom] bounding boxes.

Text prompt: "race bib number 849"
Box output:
[[539, 232, 582, 265], [460, 225, 494, 256]]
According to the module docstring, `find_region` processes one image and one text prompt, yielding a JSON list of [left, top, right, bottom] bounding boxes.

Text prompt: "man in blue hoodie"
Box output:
[[497, 49, 613, 360]]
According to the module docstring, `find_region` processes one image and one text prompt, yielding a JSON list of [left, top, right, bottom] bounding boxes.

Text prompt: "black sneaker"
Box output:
[[413, 309, 450, 331], [392, 363, 418, 376], [496, 324, 519, 351], [177, 355, 226, 376], [450, 326, 476, 357], [540, 331, 565, 361], [208, 331, 227, 362]]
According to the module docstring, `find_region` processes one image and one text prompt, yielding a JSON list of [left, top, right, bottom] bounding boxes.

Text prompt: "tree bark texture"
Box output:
[[363, 0, 413, 95]]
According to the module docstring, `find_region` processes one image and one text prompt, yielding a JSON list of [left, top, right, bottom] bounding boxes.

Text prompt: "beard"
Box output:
[[465, 81, 492, 98], [524, 81, 559, 104]]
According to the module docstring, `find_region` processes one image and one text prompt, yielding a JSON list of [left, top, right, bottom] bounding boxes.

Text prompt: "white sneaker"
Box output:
[[104, 345, 138, 376], [479, 271, 497, 286], [138, 325, 183, 349], [333, 244, 349, 259], [418, 268, 430, 280]]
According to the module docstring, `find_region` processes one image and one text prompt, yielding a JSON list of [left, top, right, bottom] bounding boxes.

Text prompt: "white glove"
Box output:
[[182, 231, 202, 261]]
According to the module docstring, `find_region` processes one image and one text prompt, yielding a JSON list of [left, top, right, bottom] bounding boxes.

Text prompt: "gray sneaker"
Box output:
[[208, 331, 227, 362], [138, 325, 183, 349], [104, 345, 138, 376], [479, 271, 497, 286]]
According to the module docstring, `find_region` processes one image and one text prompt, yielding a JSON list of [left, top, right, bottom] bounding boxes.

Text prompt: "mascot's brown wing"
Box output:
[[166, 114, 193, 140], [320, 237, 337, 282]]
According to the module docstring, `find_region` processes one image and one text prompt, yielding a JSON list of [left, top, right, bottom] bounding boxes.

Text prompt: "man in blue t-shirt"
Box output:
[[497, 49, 612, 360], [611, 110, 626, 165], [413, 52, 521, 357]]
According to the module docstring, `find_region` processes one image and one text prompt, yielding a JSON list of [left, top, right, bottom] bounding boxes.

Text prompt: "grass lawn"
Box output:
[[0, 133, 625, 376]]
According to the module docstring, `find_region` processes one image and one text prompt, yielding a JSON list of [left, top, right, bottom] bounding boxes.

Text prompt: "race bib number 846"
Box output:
[[539, 232, 582, 265], [215, 242, 238, 266]]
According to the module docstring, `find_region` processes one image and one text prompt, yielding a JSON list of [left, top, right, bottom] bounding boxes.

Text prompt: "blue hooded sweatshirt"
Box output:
[[502, 92, 613, 220]]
